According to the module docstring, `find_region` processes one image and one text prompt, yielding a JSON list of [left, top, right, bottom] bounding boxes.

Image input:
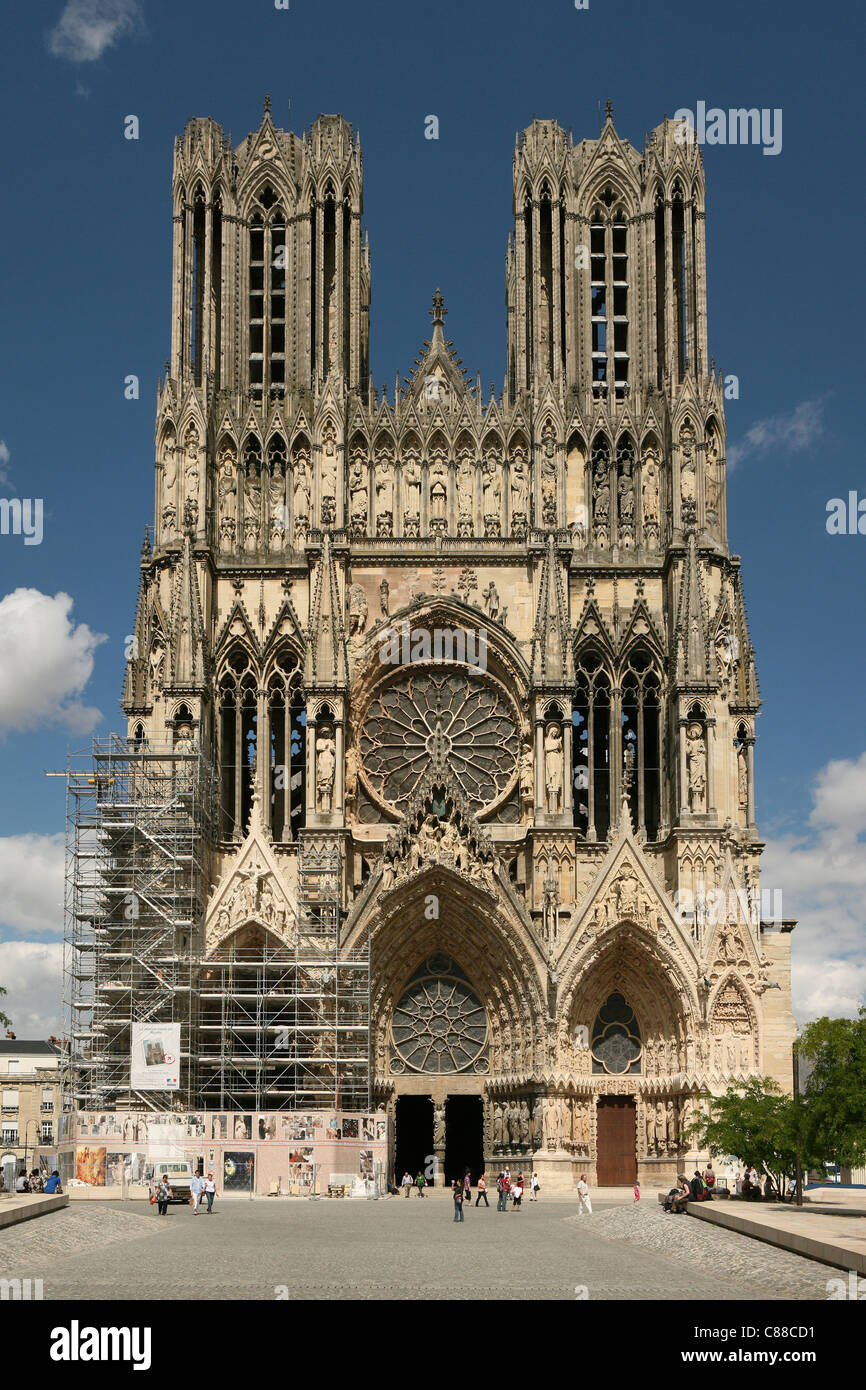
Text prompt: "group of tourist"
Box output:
[[151, 1171, 216, 1214], [13, 1169, 62, 1194], [396, 1168, 544, 1217], [664, 1165, 716, 1212]]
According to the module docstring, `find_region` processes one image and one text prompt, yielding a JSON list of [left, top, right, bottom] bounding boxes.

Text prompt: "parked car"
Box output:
[[146, 1159, 197, 1204]]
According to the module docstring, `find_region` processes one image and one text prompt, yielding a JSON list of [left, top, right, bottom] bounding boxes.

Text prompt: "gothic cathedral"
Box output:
[[120, 103, 796, 1186]]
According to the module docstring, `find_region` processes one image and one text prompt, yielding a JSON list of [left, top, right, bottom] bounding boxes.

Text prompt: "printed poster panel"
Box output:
[[130, 1023, 180, 1091]]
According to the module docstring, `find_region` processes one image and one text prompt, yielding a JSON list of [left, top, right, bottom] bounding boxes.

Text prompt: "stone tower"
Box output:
[[121, 103, 795, 1187]]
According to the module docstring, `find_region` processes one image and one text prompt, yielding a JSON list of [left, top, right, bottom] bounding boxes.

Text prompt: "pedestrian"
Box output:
[[529, 1172, 540, 1201], [463, 1170, 472, 1210], [156, 1173, 172, 1215], [664, 1175, 690, 1213], [452, 1179, 464, 1223], [475, 1173, 489, 1207], [633, 1178, 641, 1203], [496, 1171, 509, 1212], [204, 1171, 216, 1213], [577, 1173, 592, 1216], [30, 1169, 43, 1193], [401, 1170, 413, 1198], [43, 1170, 62, 1195], [15, 1172, 30, 1193], [689, 1170, 706, 1202], [511, 1173, 524, 1210], [415, 1170, 426, 1197], [190, 1169, 204, 1214]]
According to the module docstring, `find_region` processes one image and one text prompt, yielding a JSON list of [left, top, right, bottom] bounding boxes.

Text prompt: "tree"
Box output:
[[796, 1010, 866, 1171], [685, 1077, 819, 1196], [0, 985, 10, 1032]]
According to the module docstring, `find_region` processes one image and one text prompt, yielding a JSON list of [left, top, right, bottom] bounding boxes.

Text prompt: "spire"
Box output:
[[429, 288, 447, 344], [264, 92, 271, 116], [166, 530, 207, 688], [605, 98, 613, 123], [531, 534, 573, 685], [675, 532, 710, 685], [304, 531, 348, 686]]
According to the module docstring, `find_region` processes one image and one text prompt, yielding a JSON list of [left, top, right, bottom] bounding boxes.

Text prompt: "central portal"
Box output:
[[444, 1095, 484, 1185], [595, 1095, 637, 1185]]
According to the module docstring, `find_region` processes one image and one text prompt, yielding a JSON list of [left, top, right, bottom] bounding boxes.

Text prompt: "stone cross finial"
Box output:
[[264, 93, 271, 116], [429, 289, 447, 327], [605, 99, 613, 121]]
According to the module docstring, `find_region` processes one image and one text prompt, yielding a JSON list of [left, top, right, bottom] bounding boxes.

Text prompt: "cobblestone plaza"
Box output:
[[0, 1198, 841, 1302]]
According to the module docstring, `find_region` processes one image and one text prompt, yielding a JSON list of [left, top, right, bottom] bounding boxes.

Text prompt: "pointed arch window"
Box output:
[[267, 647, 306, 840], [621, 649, 662, 840], [590, 195, 630, 399], [573, 651, 611, 840], [248, 189, 286, 399], [218, 647, 258, 839]]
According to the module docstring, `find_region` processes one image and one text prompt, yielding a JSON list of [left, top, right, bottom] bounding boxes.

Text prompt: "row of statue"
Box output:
[[159, 423, 721, 550], [488, 1095, 593, 1154]]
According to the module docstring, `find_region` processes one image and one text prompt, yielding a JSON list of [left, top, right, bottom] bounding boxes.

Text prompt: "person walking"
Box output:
[[577, 1173, 592, 1216], [415, 1170, 426, 1197], [511, 1173, 524, 1210], [401, 1170, 413, 1198], [204, 1172, 216, 1213], [452, 1179, 465, 1223], [463, 1170, 472, 1212], [496, 1171, 509, 1212], [190, 1170, 204, 1214], [529, 1172, 540, 1201], [633, 1179, 641, 1203], [475, 1174, 489, 1207], [155, 1173, 172, 1215]]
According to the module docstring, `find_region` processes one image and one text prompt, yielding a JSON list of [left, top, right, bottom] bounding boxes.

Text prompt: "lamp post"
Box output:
[[22, 1118, 40, 1181]]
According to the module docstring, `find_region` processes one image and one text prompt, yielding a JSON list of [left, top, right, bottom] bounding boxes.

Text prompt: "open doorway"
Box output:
[[394, 1096, 432, 1186], [444, 1095, 484, 1185]]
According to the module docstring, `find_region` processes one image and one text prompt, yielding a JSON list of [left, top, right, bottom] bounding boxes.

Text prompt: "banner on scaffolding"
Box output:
[[130, 1023, 181, 1090]]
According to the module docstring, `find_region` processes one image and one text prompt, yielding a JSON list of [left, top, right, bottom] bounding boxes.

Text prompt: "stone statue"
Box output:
[[642, 453, 660, 524], [315, 726, 336, 812], [433, 1103, 445, 1150], [320, 428, 338, 502], [348, 582, 368, 636], [429, 458, 447, 527], [493, 1103, 504, 1149], [519, 746, 534, 805], [737, 743, 749, 815], [543, 722, 563, 814], [510, 452, 528, 521], [375, 459, 394, 532], [542, 1096, 556, 1146], [379, 577, 390, 618], [348, 460, 368, 530], [666, 1099, 677, 1148], [482, 459, 501, 529], [645, 1107, 655, 1156], [457, 456, 474, 521], [481, 580, 500, 618], [519, 1100, 531, 1146], [686, 724, 707, 813]]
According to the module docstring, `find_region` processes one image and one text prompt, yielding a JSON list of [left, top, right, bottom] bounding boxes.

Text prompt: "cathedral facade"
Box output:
[[119, 103, 796, 1186]]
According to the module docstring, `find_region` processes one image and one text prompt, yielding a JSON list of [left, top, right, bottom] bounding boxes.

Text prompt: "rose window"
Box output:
[[390, 957, 488, 1074], [360, 669, 518, 813]]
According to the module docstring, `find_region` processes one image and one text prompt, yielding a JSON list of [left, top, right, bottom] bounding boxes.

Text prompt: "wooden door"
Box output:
[[595, 1095, 636, 1186]]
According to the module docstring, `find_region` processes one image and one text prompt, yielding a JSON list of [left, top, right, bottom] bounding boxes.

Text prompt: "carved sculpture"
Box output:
[[544, 722, 563, 814]]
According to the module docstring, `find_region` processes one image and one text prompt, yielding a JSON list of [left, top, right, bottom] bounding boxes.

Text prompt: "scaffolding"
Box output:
[[62, 736, 370, 1115], [62, 735, 216, 1113], [197, 834, 370, 1111]]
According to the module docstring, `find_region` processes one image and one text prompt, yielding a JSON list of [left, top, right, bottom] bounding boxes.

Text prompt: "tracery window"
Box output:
[[390, 956, 488, 1075], [267, 648, 306, 841], [621, 649, 662, 840], [590, 193, 629, 399], [360, 668, 519, 815], [591, 992, 642, 1075], [248, 188, 286, 400], [218, 647, 258, 839], [573, 652, 611, 840]]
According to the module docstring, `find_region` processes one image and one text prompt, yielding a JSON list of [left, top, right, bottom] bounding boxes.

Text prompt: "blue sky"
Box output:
[[0, 0, 864, 1030]]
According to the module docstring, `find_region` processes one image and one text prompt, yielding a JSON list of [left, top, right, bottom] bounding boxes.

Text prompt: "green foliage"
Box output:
[[0, 984, 10, 1032], [685, 1077, 818, 1194], [796, 1009, 866, 1169]]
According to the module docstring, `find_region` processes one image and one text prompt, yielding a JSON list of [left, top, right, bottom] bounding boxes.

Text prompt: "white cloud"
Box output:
[[0, 589, 106, 734], [763, 750, 866, 1022], [0, 941, 63, 1038], [0, 834, 65, 936], [727, 398, 825, 471], [47, 0, 144, 63]]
